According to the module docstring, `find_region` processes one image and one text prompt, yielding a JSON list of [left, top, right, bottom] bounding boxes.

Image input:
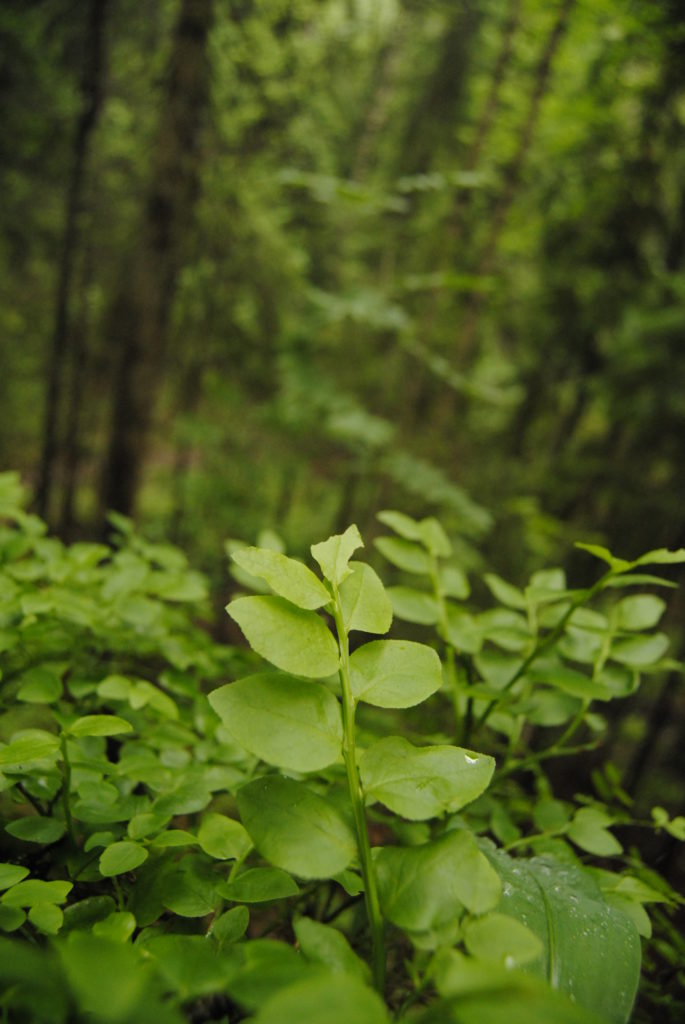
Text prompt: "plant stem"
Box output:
[[332, 601, 386, 994], [59, 733, 76, 846]]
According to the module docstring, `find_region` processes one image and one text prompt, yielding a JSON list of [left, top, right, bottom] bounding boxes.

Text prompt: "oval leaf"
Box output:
[[237, 776, 356, 879], [232, 547, 331, 610], [99, 841, 148, 877], [339, 562, 393, 634], [68, 715, 133, 738], [251, 971, 389, 1024], [359, 737, 494, 820], [227, 596, 339, 678], [219, 867, 300, 903], [350, 640, 442, 708], [209, 672, 342, 772], [197, 812, 252, 861]]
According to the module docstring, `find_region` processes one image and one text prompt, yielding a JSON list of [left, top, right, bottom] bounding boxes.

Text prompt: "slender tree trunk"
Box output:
[[35, 0, 109, 523], [100, 0, 214, 521]]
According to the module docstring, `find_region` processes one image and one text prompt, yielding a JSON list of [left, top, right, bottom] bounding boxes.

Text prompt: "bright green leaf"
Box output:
[[5, 817, 66, 844], [311, 525, 364, 586], [237, 776, 356, 879], [227, 596, 339, 678], [386, 586, 439, 625], [232, 547, 331, 609], [0, 864, 30, 890], [68, 715, 133, 738], [209, 672, 342, 772], [92, 911, 136, 943], [350, 639, 442, 708], [374, 536, 430, 575], [1, 879, 72, 907], [294, 916, 370, 981], [463, 911, 542, 967], [339, 562, 392, 634], [219, 867, 300, 903], [99, 841, 148, 877], [251, 971, 389, 1024], [0, 731, 60, 766], [197, 812, 253, 860], [359, 737, 494, 820]]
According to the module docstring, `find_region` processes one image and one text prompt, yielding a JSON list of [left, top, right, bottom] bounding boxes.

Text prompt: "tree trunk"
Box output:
[[35, 0, 109, 523], [100, 0, 214, 521]]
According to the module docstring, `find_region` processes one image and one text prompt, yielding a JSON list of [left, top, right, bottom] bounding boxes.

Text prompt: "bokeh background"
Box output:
[[1, 0, 684, 833]]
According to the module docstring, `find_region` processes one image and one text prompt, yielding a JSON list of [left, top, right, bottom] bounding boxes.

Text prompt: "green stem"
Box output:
[[474, 572, 612, 734], [332, 602, 386, 994], [59, 733, 76, 846]]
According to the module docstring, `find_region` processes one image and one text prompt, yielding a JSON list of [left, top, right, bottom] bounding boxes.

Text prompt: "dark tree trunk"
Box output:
[[35, 0, 109, 523], [100, 0, 215, 521]]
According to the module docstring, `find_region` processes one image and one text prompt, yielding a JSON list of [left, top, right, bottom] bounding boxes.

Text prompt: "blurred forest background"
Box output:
[[1, 0, 685, 801]]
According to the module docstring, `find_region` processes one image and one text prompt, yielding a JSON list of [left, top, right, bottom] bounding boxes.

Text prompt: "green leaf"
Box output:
[[294, 916, 370, 981], [68, 715, 133, 738], [209, 905, 250, 946], [209, 672, 342, 772], [92, 911, 136, 943], [387, 586, 439, 625], [28, 902, 63, 935], [1, 879, 72, 907], [567, 808, 622, 856], [615, 595, 666, 631], [311, 525, 364, 585], [232, 547, 331, 609], [374, 536, 430, 575], [574, 543, 630, 572], [222, 939, 311, 1011], [16, 666, 63, 704], [339, 562, 392, 634], [5, 816, 66, 844], [350, 640, 443, 708], [220, 867, 300, 903], [0, 731, 60, 766], [0, 905, 25, 931], [99, 841, 148, 877], [482, 843, 641, 1024], [237, 776, 356, 879], [429, 950, 607, 1024], [528, 665, 615, 701], [227, 596, 339, 678], [161, 855, 219, 917], [197, 812, 253, 860], [376, 509, 423, 542], [127, 811, 170, 840], [0, 864, 30, 890], [483, 574, 527, 609], [251, 971, 389, 1024], [439, 566, 470, 600], [376, 830, 501, 934], [359, 737, 494, 820], [610, 632, 669, 667], [463, 911, 543, 967], [632, 547, 685, 567]]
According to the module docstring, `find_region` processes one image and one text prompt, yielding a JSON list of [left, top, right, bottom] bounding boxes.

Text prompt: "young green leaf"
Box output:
[[386, 586, 439, 625], [338, 562, 393, 634], [374, 536, 431, 575], [5, 817, 66, 845], [567, 808, 622, 856], [209, 905, 250, 946], [99, 841, 148, 877], [1, 879, 72, 907], [615, 595, 666, 631], [0, 864, 30, 890], [310, 525, 364, 586], [609, 633, 669, 667], [350, 639, 443, 708], [359, 737, 494, 820], [294, 916, 370, 981], [237, 776, 357, 879], [68, 715, 134, 738], [231, 547, 331, 609], [227, 596, 340, 678], [209, 672, 343, 772], [197, 812, 253, 860], [0, 731, 60, 766], [28, 903, 63, 935], [463, 912, 543, 967]]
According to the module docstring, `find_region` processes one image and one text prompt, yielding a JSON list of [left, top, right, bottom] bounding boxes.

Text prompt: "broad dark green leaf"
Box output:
[[350, 639, 442, 708], [232, 547, 331, 609], [481, 843, 641, 1024], [227, 596, 339, 677], [237, 776, 356, 879], [359, 736, 494, 820], [209, 672, 342, 771]]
